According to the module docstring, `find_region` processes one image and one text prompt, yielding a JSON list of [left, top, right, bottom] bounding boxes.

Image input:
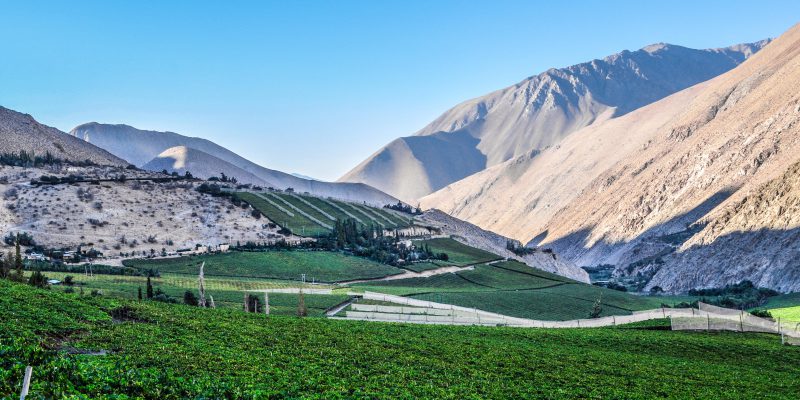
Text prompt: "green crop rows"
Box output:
[[356, 261, 672, 320], [413, 238, 502, 265], [2, 280, 798, 399], [236, 191, 412, 237], [123, 251, 405, 283]]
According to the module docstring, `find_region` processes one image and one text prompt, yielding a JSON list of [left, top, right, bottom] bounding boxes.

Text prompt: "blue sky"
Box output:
[[3, 1, 799, 180]]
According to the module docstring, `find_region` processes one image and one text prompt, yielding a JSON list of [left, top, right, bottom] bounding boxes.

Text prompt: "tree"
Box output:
[[146, 276, 154, 299], [13, 235, 23, 279], [28, 270, 48, 289], [297, 290, 307, 317], [183, 290, 199, 306], [589, 294, 603, 319], [0, 253, 9, 279], [649, 286, 664, 294]]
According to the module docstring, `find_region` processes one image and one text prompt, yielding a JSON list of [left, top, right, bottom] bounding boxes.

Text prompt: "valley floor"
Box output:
[[2, 280, 799, 399]]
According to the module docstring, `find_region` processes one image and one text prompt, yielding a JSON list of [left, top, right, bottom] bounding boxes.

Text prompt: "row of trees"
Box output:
[[318, 218, 446, 266]]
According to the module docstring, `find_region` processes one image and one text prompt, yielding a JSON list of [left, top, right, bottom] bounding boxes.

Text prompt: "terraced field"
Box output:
[[236, 191, 412, 236], [236, 192, 330, 237], [2, 280, 798, 399], [413, 237, 502, 265], [123, 251, 405, 283]]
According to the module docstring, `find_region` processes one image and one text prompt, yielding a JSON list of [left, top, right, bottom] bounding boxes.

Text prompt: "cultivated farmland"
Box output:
[[413, 237, 502, 265], [356, 261, 669, 320], [123, 251, 406, 283], [2, 280, 798, 399], [235, 191, 412, 237]]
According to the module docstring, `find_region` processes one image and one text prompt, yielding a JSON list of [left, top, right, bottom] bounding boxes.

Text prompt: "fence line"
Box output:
[[344, 293, 800, 345]]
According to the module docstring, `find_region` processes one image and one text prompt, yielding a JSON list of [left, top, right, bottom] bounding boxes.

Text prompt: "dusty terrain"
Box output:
[[0, 165, 284, 257]]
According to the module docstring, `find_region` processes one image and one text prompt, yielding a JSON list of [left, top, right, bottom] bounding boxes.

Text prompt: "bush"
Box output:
[[28, 271, 48, 289], [183, 290, 199, 306], [750, 309, 773, 319], [4, 232, 35, 246]]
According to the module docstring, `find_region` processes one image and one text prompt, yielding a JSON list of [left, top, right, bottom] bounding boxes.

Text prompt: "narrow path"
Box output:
[[325, 296, 358, 316], [338, 259, 502, 285], [255, 193, 295, 217], [324, 199, 364, 223], [267, 193, 332, 229], [290, 194, 336, 221]]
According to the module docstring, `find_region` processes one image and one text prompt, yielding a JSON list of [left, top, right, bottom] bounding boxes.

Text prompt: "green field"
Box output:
[[32, 271, 346, 315], [356, 261, 672, 320], [236, 191, 412, 237], [771, 306, 800, 323], [413, 238, 502, 265], [123, 251, 405, 283], [402, 261, 447, 272], [236, 192, 330, 237], [2, 280, 798, 399]]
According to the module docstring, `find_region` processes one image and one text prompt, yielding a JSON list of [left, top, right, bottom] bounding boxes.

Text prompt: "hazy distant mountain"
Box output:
[[424, 23, 800, 292], [142, 146, 270, 186], [341, 40, 769, 201], [71, 123, 398, 205], [290, 172, 318, 181], [0, 107, 128, 167]]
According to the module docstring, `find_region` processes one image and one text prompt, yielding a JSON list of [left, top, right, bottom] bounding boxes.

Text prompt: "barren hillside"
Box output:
[[0, 107, 128, 167], [341, 41, 768, 201], [423, 23, 800, 292], [0, 166, 286, 259], [647, 160, 800, 292]]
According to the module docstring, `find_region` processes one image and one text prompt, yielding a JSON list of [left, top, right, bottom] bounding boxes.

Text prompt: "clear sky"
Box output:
[[3, 1, 799, 180]]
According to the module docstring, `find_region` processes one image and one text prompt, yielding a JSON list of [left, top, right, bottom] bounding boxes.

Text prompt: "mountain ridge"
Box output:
[[425, 23, 800, 292], [341, 40, 770, 201], [71, 123, 400, 205]]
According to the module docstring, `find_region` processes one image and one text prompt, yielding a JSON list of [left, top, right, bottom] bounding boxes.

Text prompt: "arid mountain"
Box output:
[[0, 107, 128, 167], [648, 160, 800, 293], [70, 123, 398, 205], [341, 40, 769, 201], [421, 81, 706, 241], [426, 23, 800, 292], [142, 146, 269, 186]]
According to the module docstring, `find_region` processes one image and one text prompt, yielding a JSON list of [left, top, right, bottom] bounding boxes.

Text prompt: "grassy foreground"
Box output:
[[1, 280, 798, 399]]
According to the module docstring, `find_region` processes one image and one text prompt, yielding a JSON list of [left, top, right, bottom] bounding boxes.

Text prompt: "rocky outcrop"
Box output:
[[425, 23, 800, 292], [647, 160, 800, 293]]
